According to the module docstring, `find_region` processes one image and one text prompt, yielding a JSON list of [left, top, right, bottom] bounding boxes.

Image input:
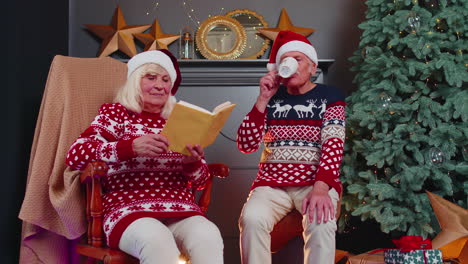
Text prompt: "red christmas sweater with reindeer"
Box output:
[[66, 103, 209, 248], [237, 84, 346, 194]]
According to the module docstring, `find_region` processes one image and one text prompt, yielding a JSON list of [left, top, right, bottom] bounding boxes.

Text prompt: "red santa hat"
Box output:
[[267, 30, 318, 72], [127, 49, 182, 95]]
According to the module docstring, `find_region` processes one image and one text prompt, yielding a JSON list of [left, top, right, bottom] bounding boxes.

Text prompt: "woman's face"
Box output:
[[280, 51, 316, 88], [140, 69, 172, 113]]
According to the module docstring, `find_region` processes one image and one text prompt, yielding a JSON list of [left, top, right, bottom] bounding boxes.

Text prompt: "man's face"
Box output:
[[279, 51, 317, 88]]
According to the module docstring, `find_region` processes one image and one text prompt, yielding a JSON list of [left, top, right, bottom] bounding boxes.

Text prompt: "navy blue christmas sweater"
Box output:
[[237, 84, 346, 194]]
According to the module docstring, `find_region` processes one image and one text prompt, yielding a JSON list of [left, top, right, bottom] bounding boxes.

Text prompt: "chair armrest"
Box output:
[[207, 163, 229, 178], [81, 161, 108, 247], [197, 163, 230, 213], [80, 161, 108, 183]]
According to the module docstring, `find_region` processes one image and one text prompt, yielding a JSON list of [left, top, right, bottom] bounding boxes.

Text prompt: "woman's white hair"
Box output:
[[114, 63, 176, 119]]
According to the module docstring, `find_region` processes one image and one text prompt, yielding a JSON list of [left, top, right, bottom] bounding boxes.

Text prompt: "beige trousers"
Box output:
[[239, 185, 339, 264], [119, 215, 224, 264]]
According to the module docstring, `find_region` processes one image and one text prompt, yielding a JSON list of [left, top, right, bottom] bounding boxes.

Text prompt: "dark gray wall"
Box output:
[[69, 0, 367, 95]]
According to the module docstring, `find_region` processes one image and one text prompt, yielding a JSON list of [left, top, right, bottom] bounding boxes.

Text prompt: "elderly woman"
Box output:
[[66, 49, 224, 264]]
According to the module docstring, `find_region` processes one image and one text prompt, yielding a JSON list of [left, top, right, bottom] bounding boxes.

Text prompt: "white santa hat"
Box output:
[[126, 49, 182, 95], [267, 30, 318, 72]]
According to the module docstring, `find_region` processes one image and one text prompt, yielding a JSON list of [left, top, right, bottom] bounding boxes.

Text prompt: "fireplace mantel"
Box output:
[[177, 59, 334, 86]]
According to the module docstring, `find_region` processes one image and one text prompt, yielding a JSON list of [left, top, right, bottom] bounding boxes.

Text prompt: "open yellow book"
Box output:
[[161, 100, 236, 155]]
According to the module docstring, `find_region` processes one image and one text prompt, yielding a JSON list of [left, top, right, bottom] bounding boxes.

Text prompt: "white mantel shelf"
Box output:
[[177, 59, 335, 86]]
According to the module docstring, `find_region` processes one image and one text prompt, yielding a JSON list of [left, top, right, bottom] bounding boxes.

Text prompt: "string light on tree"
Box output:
[[384, 167, 392, 177], [418, 0, 440, 8], [435, 19, 447, 32], [394, 0, 403, 9]]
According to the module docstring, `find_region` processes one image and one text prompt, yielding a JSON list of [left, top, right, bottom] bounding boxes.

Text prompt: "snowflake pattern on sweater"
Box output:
[[66, 103, 209, 248], [237, 84, 346, 193]]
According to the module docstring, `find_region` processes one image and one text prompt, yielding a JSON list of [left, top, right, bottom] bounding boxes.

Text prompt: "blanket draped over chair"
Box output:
[[18, 55, 127, 263]]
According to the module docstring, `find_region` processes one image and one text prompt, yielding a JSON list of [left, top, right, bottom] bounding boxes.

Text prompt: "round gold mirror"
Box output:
[[226, 9, 270, 59], [195, 15, 247, 59]]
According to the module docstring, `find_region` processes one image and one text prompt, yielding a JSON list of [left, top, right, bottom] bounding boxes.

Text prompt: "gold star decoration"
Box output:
[[85, 6, 151, 58], [426, 191, 468, 248], [257, 8, 316, 41], [134, 19, 180, 51]]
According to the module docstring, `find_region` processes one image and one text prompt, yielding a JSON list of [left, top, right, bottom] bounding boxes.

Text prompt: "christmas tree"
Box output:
[[341, 0, 467, 238]]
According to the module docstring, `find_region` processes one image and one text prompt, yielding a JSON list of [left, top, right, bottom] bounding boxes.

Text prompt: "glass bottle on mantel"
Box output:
[[179, 29, 194, 59]]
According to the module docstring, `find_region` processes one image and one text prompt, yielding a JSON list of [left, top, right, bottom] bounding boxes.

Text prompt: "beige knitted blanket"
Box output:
[[18, 55, 127, 263]]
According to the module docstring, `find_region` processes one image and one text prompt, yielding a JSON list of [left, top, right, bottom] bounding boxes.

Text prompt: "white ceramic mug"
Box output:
[[278, 57, 299, 78]]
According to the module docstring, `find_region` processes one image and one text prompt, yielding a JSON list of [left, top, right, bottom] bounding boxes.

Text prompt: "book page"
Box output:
[[161, 103, 212, 155], [178, 100, 213, 115], [161, 101, 236, 155], [212, 101, 232, 114]]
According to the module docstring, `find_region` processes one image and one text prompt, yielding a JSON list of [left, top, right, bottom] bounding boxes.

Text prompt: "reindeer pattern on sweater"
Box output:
[[237, 84, 346, 193]]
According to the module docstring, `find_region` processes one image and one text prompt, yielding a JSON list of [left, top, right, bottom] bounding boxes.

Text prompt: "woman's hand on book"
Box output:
[[182, 144, 204, 163], [132, 134, 169, 156]]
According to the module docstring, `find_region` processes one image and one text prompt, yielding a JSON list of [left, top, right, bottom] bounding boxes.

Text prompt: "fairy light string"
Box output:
[[146, 1, 160, 16], [181, 0, 201, 27]]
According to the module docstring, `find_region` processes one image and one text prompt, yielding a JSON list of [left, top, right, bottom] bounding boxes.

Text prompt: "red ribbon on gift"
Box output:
[[392, 235, 433, 252]]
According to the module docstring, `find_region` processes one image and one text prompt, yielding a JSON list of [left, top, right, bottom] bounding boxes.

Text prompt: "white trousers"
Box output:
[[239, 185, 339, 264], [119, 215, 224, 264]]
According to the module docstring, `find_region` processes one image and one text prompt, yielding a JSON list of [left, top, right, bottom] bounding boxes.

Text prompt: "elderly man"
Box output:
[[237, 30, 346, 264]]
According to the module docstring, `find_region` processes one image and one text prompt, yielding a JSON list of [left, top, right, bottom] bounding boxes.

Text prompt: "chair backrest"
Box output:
[[50, 55, 128, 151], [18, 55, 128, 263]]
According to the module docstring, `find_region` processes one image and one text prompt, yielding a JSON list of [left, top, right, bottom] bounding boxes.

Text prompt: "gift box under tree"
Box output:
[[384, 249, 443, 264], [383, 236, 443, 264]]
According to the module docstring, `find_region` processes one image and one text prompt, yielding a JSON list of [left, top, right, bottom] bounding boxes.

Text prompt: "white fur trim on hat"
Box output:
[[275, 40, 318, 67], [126, 50, 177, 86]]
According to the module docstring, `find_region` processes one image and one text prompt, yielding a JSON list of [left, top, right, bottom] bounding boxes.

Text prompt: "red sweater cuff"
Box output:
[[249, 105, 267, 125], [315, 170, 334, 188], [116, 139, 135, 161], [315, 170, 342, 194], [182, 159, 203, 174]]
